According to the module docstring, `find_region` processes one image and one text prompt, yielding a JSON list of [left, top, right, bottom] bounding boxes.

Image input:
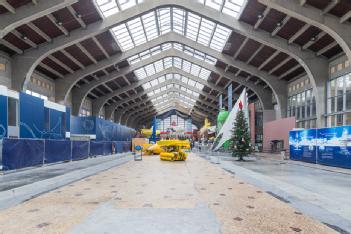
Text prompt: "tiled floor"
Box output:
[[0, 154, 335, 233]]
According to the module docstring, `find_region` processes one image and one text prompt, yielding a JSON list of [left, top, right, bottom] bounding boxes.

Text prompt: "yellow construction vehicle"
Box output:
[[158, 140, 190, 161], [143, 143, 164, 155]]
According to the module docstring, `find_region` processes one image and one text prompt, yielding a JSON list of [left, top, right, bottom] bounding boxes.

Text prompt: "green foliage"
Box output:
[[231, 110, 251, 160]]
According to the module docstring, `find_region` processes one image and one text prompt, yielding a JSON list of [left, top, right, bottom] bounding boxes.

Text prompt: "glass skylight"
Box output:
[[127, 43, 217, 65], [146, 83, 200, 109], [95, 0, 143, 18], [110, 7, 232, 52], [134, 57, 211, 81], [146, 84, 200, 99], [197, 0, 247, 18], [141, 73, 205, 91], [151, 92, 196, 112]]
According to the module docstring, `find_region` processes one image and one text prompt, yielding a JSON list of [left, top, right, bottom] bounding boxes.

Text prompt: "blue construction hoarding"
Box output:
[[71, 116, 134, 141], [290, 126, 351, 169], [0, 87, 134, 171]]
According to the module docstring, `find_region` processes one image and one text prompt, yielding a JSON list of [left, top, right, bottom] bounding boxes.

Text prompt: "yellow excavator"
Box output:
[[158, 140, 190, 161]]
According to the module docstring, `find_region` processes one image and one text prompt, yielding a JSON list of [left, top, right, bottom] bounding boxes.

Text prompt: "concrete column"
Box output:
[[0, 51, 11, 88]]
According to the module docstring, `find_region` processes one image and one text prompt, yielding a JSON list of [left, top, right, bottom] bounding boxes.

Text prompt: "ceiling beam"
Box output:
[[268, 57, 291, 74], [47, 14, 69, 36], [316, 41, 338, 56], [27, 22, 52, 42], [61, 49, 85, 69], [254, 7, 270, 29], [67, 5, 86, 28], [322, 0, 339, 15], [233, 37, 248, 59], [0, 0, 78, 38], [0, 39, 23, 55], [340, 11, 351, 24], [76, 43, 97, 64], [302, 31, 326, 50], [288, 24, 310, 44], [48, 55, 74, 74], [0, 0, 15, 14], [278, 64, 300, 79], [271, 16, 290, 37], [258, 50, 279, 70]]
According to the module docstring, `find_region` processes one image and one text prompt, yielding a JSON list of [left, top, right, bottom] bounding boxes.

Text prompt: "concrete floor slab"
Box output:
[[69, 202, 221, 234], [215, 155, 351, 233], [0, 154, 336, 234]]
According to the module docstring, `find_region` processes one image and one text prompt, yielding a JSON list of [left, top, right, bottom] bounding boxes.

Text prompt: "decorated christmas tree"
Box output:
[[231, 101, 251, 160]]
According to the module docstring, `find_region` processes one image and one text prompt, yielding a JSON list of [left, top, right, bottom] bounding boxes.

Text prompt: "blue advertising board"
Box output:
[[290, 126, 351, 169], [289, 129, 317, 163], [317, 126, 351, 169]]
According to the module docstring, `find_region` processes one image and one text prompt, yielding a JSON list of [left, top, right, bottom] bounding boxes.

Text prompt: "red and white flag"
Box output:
[[212, 88, 249, 151]]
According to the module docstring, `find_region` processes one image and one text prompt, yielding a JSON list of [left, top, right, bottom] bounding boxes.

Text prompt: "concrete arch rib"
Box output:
[[112, 82, 217, 123], [74, 50, 272, 118], [88, 33, 284, 118], [12, 0, 322, 122], [111, 89, 218, 125], [128, 106, 212, 128], [104, 78, 221, 122], [122, 93, 218, 126], [133, 106, 206, 129], [91, 66, 227, 117]]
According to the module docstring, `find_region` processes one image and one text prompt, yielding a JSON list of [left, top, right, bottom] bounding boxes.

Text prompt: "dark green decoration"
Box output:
[[231, 109, 251, 160]]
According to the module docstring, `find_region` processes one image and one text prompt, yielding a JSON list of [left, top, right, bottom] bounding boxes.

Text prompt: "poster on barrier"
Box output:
[[317, 126, 351, 169], [289, 129, 317, 163]]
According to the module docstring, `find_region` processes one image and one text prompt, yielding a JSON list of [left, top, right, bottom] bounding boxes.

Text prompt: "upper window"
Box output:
[[25, 90, 48, 100], [110, 7, 231, 52]]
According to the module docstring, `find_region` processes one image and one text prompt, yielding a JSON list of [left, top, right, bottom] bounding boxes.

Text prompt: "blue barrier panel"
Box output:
[[300, 129, 317, 164], [72, 141, 89, 160], [123, 141, 131, 152], [2, 138, 44, 170], [317, 126, 351, 169], [114, 141, 123, 153], [90, 141, 104, 156], [44, 140, 71, 163], [19, 92, 45, 139], [103, 142, 112, 155], [289, 129, 317, 162], [0, 95, 7, 140]]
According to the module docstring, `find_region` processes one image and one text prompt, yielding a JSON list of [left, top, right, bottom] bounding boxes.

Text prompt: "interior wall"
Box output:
[[262, 117, 296, 153], [27, 72, 55, 101], [0, 52, 11, 88]]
